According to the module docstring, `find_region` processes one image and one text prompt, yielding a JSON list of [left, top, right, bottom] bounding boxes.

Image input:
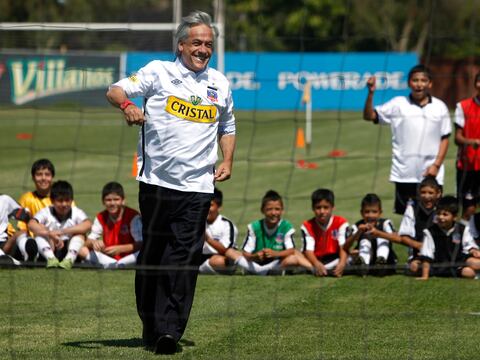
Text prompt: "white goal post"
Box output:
[[0, 0, 225, 73]]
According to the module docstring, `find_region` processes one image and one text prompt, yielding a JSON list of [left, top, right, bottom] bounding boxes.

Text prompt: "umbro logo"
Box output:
[[171, 79, 182, 85]]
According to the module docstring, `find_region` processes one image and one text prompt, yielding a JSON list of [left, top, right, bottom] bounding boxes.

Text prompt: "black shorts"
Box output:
[[456, 170, 480, 207], [394, 182, 418, 214]]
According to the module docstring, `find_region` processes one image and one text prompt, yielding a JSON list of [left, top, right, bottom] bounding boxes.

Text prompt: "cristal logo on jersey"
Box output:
[[165, 96, 217, 123]]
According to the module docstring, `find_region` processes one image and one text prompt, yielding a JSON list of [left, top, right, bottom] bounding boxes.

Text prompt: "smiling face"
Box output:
[[178, 24, 213, 73], [262, 200, 283, 229], [418, 185, 441, 210], [361, 204, 382, 224], [52, 196, 73, 219], [436, 209, 455, 231], [103, 193, 125, 218], [408, 71, 432, 104], [32, 167, 54, 196]]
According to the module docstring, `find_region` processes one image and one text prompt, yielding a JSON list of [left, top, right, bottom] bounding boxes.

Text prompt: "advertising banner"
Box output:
[[126, 52, 418, 110], [0, 51, 120, 106]]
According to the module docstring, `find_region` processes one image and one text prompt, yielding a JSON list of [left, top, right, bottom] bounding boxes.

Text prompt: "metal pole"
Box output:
[[213, 0, 225, 73], [173, 0, 182, 51]]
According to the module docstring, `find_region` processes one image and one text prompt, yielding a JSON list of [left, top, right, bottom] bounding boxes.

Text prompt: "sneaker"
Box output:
[[25, 238, 38, 262], [355, 256, 368, 277], [375, 256, 387, 276], [0, 255, 15, 268], [58, 258, 73, 270], [46, 258, 60, 268]]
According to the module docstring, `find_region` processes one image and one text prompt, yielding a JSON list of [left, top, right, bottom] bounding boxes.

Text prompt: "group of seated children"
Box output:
[[200, 177, 480, 280], [0, 159, 142, 269], [2, 159, 480, 279]]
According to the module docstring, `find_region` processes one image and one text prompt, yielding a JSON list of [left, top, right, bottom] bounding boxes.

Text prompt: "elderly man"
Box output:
[[106, 11, 236, 354]]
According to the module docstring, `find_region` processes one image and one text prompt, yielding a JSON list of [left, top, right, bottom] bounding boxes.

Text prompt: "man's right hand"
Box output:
[[123, 105, 145, 126], [366, 76, 376, 93]]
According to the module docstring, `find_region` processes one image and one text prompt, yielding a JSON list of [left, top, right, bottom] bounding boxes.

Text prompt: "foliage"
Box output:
[[0, 0, 479, 57]]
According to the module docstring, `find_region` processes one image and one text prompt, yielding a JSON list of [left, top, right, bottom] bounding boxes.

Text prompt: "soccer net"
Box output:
[[1, 1, 480, 359]]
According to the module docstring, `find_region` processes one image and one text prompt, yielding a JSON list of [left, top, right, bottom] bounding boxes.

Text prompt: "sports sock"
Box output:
[[64, 236, 84, 262], [35, 236, 55, 260]]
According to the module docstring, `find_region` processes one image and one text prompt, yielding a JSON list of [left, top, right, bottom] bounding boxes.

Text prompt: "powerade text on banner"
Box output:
[[125, 52, 417, 111]]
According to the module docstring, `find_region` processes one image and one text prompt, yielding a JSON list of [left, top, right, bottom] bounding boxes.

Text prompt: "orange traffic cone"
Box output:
[[131, 152, 138, 177], [296, 128, 305, 148]]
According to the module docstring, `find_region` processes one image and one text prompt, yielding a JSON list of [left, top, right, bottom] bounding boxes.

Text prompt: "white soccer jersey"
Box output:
[[0, 195, 21, 242], [203, 214, 238, 255], [398, 203, 416, 238], [112, 59, 236, 194], [33, 206, 88, 241], [468, 216, 479, 240], [420, 225, 478, 259], [375, 95, 451, 184]]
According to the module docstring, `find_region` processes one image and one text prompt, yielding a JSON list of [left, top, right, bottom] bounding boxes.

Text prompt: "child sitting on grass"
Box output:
[[301, 188, 349, 277], [28, 180, 91, 270], [344, 193, 397, 276], [241, 190, 312, 275], [79, 182, 142, 269], [418, 195, 480, 280]]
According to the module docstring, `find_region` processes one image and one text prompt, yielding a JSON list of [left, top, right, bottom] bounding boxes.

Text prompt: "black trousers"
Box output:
[[135, 182, 211, 343]]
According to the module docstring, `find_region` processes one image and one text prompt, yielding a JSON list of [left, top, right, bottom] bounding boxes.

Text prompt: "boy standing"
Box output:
[[454, 71, 480, 221], [241, 190, 312, 275], [80, 182, 142, 268], [16, 159, 56, 262], [345, 193, 397, 276], [363, 65, 451, 214], [28, 181, 91, 269], [418, 196, 480, 280], [301, 188, 349, 277], [199, 187, 239, 274]]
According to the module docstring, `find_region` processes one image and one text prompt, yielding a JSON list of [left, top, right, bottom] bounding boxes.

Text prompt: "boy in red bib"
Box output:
[[80, 182, 142, 268], [301, 188, 350, 277]]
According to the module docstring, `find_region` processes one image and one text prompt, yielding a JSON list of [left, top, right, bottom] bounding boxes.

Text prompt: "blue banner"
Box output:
[[125, 52, 418, 110]]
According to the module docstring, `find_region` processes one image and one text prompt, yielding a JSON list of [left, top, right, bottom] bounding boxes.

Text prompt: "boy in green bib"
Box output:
[[240, 190, 312, 275]]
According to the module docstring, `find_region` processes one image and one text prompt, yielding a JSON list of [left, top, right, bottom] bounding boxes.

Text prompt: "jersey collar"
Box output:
[[408, 94, 432, 108], [175, 58, 209, 79]]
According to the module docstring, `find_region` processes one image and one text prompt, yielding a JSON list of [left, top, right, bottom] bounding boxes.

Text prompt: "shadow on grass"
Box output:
[[63, 337, 196, 351]]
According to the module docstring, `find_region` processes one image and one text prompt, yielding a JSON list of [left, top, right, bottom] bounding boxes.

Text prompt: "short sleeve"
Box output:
[[130, 215, 143, 242], [283, 228, 295, 249], [398, 204, 415, 238], [242, 224, 257, 253], [301, 224, 315, 252], [374, 97, 398, 125], [218, 86, 236, 135], [454, 102, 465, 128], [439, 102, 452, 136], [111, 61, 160, 99], [337, 222, 349, 247], [419, 229, 435, 260], [88, 217, 103, 240]]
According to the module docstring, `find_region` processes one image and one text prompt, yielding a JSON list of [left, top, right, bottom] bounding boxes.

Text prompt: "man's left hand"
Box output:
[[214, 162, 232, 181]]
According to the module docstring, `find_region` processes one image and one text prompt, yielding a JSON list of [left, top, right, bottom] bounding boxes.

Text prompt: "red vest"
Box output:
[[303, 215, 347, 259], [457, 97, 480, 171], [97, 206, 139, 260]]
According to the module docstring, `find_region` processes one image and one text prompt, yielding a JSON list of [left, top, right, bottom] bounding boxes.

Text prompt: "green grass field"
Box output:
[[0, 106, 475, 359]]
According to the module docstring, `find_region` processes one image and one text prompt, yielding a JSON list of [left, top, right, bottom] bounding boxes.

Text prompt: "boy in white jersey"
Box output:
[[363, 64, 451, 214], [28, 181, 91, 269], [199, 187, 240, 274], [0, 194, 31, 266]]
